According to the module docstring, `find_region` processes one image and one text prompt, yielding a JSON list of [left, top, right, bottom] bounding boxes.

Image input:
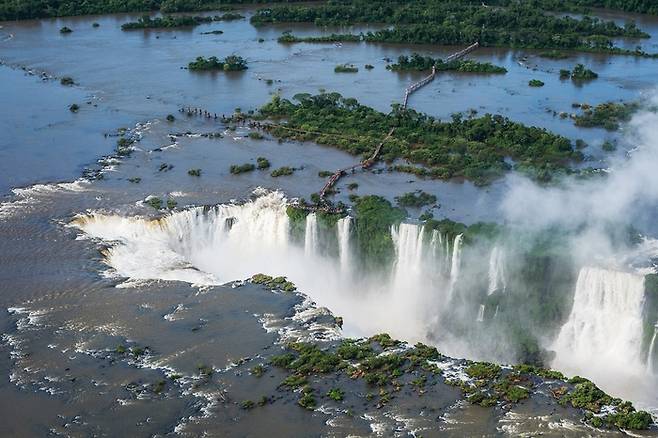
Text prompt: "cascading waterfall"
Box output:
[[336, 217, 352, 275], [448, 234, 464, 300], [476, 304, 485, 322], [304, 213, 319, 256], [551, 267, 647, 380], [487, 246, 506, 295], [71, 191, 658, 409], [647, 324, 658, 375]]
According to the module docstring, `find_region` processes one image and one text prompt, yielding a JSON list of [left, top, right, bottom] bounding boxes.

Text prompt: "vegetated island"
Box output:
[[387, 53, 507, 73], [256, 92, 584, 185], [334, 64, 358, 73], [278, 32, 361, 44], [3, 0, 658, 21], [188, 55, 247, 71], [572, 101, 640, 130], [250, 0, 656, 57], [560, 63, 598, 80], [121, 13, 243, 30]]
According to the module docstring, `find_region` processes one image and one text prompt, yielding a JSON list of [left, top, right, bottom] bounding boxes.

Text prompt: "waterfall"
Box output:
[[476, 304, 485, 322], [336, 217, 352, 275], [487, 246, 506, 295], [448, 234, 463, 300], [647, 325, 658, 375], [304, 213, 318, 257], [551, 267, 646, 378], [391, 223, 425, 286]]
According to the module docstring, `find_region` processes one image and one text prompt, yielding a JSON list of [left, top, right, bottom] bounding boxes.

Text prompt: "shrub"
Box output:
[[271, 166, 294, 177], [334, 64, 358, 73], [230, 163, 256, 174], [256, 157, 270, 169], [529, 79, 545, 87], [188, 168, 202, 176], [60, 26, 72, 34], [166, 114, 175, 122], [248, 131, 263, 140], [69, 103, 79, 112], [146, 197, 162, 210], [327, 388, 344, 401], [60, 76, 75, 86], [395, 190, 437, 208]]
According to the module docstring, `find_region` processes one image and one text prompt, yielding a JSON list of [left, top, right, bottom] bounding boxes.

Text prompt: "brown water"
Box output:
[[2, 5, 658, 436]]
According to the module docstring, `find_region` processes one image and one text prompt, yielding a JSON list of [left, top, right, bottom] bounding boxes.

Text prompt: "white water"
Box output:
[[487, 246, 506, 295], [476, 304, 485, 323], [648, 325, 658, 375], [336, 217, 351, 275], [73, 191, 457, 343], [551, 267, 650, 401], [304, 213, 319, 257], [448, 234, 463, 300], [72, 192, 657, 409]]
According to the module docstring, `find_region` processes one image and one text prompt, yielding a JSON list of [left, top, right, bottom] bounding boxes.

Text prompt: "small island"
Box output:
[[188, 55, 247, 71], [560, 64, 598, 81], [121, 13, 245, 30], [388, 53, 507, 74]]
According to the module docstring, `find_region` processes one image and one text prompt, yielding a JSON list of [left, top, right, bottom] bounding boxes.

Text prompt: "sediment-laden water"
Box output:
[[2, 4, 658, 436]]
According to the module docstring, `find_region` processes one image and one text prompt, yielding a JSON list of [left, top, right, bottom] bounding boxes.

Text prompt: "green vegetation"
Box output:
[[347, 183, 358, 190], [251, 364, 265, 377], [270, 166, 294, 177], [248, 131, 264, 140], [230, 163, 255, 174], [256, 157, 270, 169], [188, 55, 247, 71], [60, 76, 75, 86], [166, 114, 175, 122], [318, 170, 333, 178], [59, 26, 72, 33], [334, 64, 358, 73], [573, 101, 639, 130], [250, 273, 296, 292], [251, 1, 653, 56], [240, 399, 255, 409], [278, 31, 361, 44], [388, 53, 506, 74], [327, 388, 344, 401], [9, 0, 654, 22], [122, 15, 209, 29], [145, 196, 176, 210], [116, 137, 135, 156], [395, 190, 437, 208], [68, 103, 80, 112], [529, 79, 545, 87], [188, 168, 202, 176], [465, 362, 501, 379], [298, 388, 316, 410], [122, 12, 244, 29], [259, 93, 582, 185], [538, 50, 570, 59], [365, 64, 374, 70], [560, 63, 598, 80], [353, 196, 406, 269]]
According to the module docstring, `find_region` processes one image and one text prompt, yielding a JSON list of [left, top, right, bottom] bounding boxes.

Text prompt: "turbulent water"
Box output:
[[73, 191, 468, 343], [552, 267, 649, 396], [71, 188, 658, 403]]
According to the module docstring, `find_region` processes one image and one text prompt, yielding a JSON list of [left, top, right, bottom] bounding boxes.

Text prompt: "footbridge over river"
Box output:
[[318, 42, 480, 201]]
